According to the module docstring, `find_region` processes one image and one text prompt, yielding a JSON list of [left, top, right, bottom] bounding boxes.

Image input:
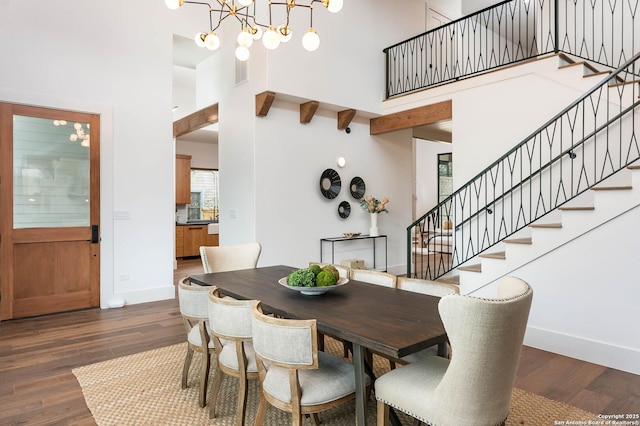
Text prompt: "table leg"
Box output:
[[437, 341, 447, 357], [352, 343, 367, 426]]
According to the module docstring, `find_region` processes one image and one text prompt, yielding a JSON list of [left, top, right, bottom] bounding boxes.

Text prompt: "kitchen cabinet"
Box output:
[[175, 226, 184, 258], [176, 154, 192, 205], [176, 224, 218, 258]]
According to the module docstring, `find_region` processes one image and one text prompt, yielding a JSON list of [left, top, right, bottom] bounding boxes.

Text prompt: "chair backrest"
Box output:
[[397, 277, 459, 297], [177, 277, 210, 321], [430, 276, 533, 426], [308, 262, 350, 279], [200, 242, 262, 274], [208, 287, 254, 341], [251, 301, 318, 370], [350, 268, 397, 288]]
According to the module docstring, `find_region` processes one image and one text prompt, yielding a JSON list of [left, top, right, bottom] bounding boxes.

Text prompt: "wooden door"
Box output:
[[0, 103, 100, 320]]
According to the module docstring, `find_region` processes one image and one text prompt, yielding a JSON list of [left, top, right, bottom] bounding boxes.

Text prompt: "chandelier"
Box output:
[[165, 0, 343, 61]]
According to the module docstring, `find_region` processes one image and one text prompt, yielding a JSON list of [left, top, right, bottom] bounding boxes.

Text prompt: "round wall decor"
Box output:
[[320, 168, 341, 199], [338, 201, 351, 218], [350, 176, 366, 199]]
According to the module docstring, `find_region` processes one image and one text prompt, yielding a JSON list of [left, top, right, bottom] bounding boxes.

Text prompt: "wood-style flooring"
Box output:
[[0, 258, 638, 425]]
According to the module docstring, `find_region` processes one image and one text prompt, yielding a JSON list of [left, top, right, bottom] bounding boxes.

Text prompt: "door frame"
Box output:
[[0, 102, 100, 320]]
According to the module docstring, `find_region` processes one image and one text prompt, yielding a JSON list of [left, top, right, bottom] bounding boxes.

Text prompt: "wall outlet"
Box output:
[[229, 208, 238, 219], [118, 274, 130, 281]]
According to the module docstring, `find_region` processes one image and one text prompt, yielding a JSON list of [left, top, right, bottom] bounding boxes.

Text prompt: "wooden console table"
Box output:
[[320, 234, 388, 271]]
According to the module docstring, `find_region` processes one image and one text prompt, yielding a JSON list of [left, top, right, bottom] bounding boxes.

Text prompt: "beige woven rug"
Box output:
[[73, 339, 600, 425]]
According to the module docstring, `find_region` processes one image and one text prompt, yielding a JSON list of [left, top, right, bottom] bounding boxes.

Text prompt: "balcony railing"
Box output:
[[385, 0, 639, 98]]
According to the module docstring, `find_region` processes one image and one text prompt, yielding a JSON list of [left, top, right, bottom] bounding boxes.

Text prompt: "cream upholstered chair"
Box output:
[[308, 262, 350, 279], [200, 242, 262, 273], [207, 287, 258, 425], [375, 276, 533, 426], [177, 277, 214, 407], [349, 268, 397, 288], [251, 301, 371, 426], [396, 277, 459, 364]]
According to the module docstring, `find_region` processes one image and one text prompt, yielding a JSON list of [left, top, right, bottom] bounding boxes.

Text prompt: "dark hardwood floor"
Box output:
[[0, 258, 638, 425]]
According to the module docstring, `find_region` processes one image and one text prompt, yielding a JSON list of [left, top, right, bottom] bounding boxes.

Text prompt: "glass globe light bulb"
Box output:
[[262, 27, 280, 50], [204, 32, 221, 50], [277, 24, 292, 42], [302, 29, 320, 51], [74, 122, 82, 130], [326, 0, 343, 13], [60, 120, 67, 125], [70, 134, 78, 142], [237, 0, 253, 5], [235, 45, 250, 61], [194, 32, 206, 48], [237, 30, 253, 48], [250, 25, 263, 40], [164, 0, 183, 10], [53, 120, 60, 126]]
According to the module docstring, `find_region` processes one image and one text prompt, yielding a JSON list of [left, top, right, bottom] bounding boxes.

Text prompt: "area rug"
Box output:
[[73, 339, 600, 425]]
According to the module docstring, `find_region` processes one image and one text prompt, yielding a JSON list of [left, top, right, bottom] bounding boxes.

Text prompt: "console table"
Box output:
[[320, 234, 388, 271]]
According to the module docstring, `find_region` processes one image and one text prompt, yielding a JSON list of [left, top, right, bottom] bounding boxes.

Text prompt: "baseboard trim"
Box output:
[[525, 325, 640, 375], [105, 285, 175, 309]]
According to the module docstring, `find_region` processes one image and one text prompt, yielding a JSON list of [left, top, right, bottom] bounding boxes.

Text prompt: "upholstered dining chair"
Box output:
[[251, 301, 371, 426], [199, 242, 262, 273], [349, 268, 397, 288], [207, 287, 258, 425], [177, 277, 214, 407], [375, 276, 533, 426], [395, 277, 459, 364]]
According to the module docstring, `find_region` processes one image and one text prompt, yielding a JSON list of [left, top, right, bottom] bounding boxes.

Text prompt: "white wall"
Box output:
[[0, 0, 182, 308], [176, 140, 218, 169], [254, 102, 413, 274]]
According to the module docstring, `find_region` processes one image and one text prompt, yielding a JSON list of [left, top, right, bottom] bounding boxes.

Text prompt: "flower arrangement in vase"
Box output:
[[360, 196, 389, 236]]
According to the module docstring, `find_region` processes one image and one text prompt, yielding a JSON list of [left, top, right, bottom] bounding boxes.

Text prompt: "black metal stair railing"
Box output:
[[385, 0, 638, 98], [408, 51, 640, 280]]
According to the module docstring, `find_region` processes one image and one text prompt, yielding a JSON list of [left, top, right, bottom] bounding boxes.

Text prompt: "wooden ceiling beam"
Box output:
[[369, 100, 452, 135], [173, 103, 218, 137], [256, 91, 276, 117], [300, 101, 319, 124], [337, 108, 356, 130]]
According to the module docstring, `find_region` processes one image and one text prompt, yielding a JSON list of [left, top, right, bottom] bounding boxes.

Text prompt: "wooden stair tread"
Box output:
[[479, 251, 506, 259], [457, 263, 482, 273], [436, 275, 460, 285], [558, 205, 594, 211], [628, 164, 640, 170], [529, 223, 562, 229], [503, 237, 532, 245], [591, 185, 633, 191], [558, 60, 600, 74]]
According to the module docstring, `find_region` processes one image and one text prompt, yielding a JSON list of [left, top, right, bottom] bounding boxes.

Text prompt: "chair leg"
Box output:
[[208, 366, 224, 419], [318, 333, 325, 352], [182, 346, 194, 389], [235, 377, 249, 426], [198, 351, 211, 408], [377, 400, 390, 426], [254, 393, 269, 426], [311, 413, 320, 425]]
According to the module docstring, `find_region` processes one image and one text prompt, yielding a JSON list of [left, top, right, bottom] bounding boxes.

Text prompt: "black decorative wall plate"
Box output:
[[320, 168, 341, 199], [350, 176, 366, 199], [338, 201, 351, 218]]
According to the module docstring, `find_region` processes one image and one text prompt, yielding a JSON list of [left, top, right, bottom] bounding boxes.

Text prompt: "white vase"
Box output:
[[369, 213, 379, 236]]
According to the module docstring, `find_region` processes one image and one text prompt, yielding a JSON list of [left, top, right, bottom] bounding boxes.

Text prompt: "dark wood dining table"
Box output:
[[189, 265, 447, 426]]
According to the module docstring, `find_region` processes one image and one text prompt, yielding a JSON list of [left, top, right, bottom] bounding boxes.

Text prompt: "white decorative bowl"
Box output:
[[278, 277, 349, 296]]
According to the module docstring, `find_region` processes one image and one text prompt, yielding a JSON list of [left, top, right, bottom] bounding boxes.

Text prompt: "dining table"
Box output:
[[189, 265, 447, 426]]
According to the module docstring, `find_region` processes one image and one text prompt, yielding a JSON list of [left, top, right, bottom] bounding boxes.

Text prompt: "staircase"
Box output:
[[386, 0, 640, 377], [458, 164, 640, 295]]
